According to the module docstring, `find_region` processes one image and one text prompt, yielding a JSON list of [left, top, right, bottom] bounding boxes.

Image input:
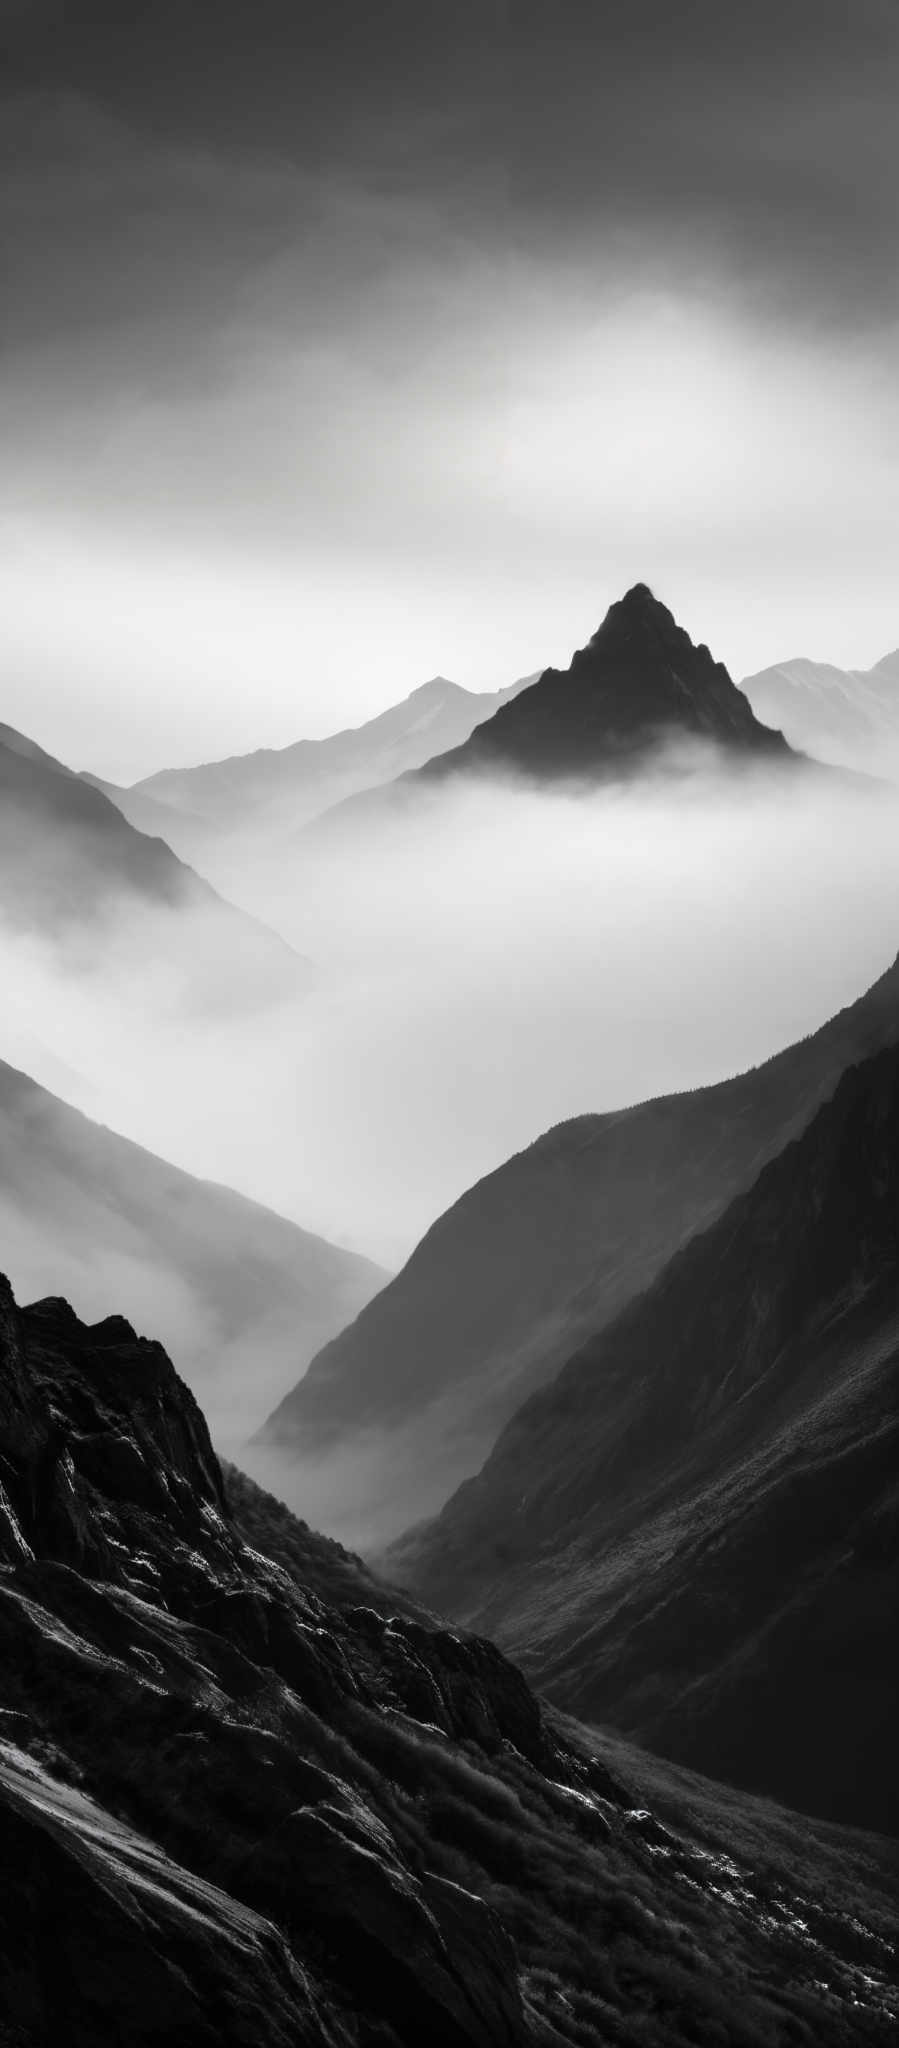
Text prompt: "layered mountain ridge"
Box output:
[[392, 1041, 899, 1834], [122, 671, 537, 847], [259, 945, 899, 1539]]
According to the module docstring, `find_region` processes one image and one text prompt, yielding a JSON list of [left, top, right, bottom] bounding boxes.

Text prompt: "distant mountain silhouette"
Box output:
[[0, 725, 309, 1004], [122, 672, 537, 850], [0, 1054, 386, 1446], [392, 1042, 899, 1835], [258, 946, 899, 1541], [417, 584, 792, 784], [743, 647, 899, 773]]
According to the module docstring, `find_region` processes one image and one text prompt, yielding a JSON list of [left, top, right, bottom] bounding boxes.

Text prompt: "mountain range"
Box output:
[[114, 671, 537, 851], [301, 584, 798, 844], [0, 1055, 386, 1450], [258, 945, 899, 1541], [2, 1270, 896, 2043], [417, 584, 792, 784], [392, 1040, 899, 1835], [742, 648, 899, 773]]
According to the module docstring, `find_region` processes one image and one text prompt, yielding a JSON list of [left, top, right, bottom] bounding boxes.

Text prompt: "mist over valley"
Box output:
[[3, 6, 899, 2035]]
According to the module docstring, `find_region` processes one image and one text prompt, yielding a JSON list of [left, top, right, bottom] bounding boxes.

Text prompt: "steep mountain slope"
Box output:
[[393, 1044, 899, 1835], [258, 945, 899, 1538], [0, 727, 309, 1003], [0, 1056, 386, 1448], [417, 584, 791, 785], [0, 719, 75, 778], [1, 1273, 896, 2044], [743, 648, 899, 773], [129, 672, 537, 836]]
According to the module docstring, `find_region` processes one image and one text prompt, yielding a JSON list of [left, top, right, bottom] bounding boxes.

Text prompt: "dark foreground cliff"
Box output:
[[1, 1276, 897, 2044]]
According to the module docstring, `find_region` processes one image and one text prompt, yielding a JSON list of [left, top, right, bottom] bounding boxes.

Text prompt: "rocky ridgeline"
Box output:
[[0, 1277, 559, 2045], [1, 1274, 897, 2046]]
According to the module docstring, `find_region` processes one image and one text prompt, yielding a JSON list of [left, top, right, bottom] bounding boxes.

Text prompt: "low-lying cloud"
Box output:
[[2, 756, 898, 1277], [2, 750, 898, 1534]]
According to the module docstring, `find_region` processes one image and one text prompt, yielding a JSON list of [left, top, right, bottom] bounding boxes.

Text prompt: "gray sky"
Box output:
[[2, 0, 898, 780]]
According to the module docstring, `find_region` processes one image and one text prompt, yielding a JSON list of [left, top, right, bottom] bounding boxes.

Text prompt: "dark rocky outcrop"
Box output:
[[0, 1279, 544, 2044], [241, 1801, 524, 2048], [2, 1269, 896, 2042], [0, 1745, 334, 2048]]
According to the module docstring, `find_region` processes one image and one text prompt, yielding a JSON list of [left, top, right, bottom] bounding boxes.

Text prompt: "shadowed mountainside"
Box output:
[[1, 1275, 897, 2043], [391, 1044, 899, 1835], [258, 945, 899, 1540], [0, 1056, 387, 1449]]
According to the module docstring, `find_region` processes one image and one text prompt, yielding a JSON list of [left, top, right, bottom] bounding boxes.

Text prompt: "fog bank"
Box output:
[[2, 759, 897, 1278]]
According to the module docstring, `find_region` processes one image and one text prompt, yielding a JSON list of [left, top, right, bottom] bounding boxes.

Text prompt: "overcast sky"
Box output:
[[2, 0, 898, 781]]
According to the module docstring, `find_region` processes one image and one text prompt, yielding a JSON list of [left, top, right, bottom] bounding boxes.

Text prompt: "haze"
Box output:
[[2, 760, 898, 1276]]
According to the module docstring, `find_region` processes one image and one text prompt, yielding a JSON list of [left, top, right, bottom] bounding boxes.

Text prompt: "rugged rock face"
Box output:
[[0, 1281, 543, 2046], [393, 1045, 899, 1834], [2, 1272, 897, 2042], [259, 945, 899, 1537]]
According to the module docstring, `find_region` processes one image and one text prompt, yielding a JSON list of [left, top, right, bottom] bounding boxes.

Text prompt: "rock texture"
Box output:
[[1, 1271, 896, 2042], [393, 1045, 899, 1834], [260, 945, 899, 1536]]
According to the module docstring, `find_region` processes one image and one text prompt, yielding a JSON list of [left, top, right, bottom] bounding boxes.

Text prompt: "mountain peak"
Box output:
[[409, 675, 466, 702], [588, 582, 684, 653], [619, 580, 659, 607], [416, 585, 792, 787]]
